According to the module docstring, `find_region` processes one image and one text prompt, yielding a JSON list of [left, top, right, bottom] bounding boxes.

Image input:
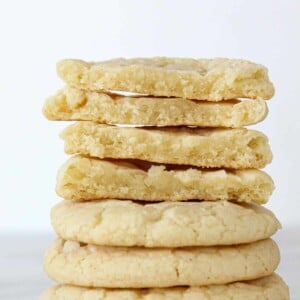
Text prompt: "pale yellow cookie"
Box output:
[[51, 200, 280, 247], [43, 87, 268, 127], [61, 122, 272, 169], [57, 58, 274, 100], [57, 155, 274, 203], [40, 274, 289, 300], [44, 238, 279, 288]]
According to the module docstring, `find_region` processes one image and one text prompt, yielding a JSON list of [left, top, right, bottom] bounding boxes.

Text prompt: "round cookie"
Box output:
[[44, 238, 280, 288], [40, 274, 289, 300], [51, 200, 280, 247]]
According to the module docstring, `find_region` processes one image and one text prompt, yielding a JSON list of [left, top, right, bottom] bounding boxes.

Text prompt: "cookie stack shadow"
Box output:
[[41, 57, 289, 299]]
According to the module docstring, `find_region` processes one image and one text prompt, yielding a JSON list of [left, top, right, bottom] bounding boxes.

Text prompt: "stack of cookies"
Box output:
[[41, 57, 289, 299]]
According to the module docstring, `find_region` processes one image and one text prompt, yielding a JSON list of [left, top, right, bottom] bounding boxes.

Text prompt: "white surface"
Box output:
[[0, 0, 300, 232], [0, 234, 53, 300], [0, 230, 298, 299]]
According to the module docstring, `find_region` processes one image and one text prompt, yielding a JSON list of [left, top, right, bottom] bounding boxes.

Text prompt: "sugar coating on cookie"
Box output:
[[44, 238, 280, 288], [57, 57, 274, 100], [56, 155, 274, 203], [51, 200, 280, 247], [40, 274, 289, 300], [60, 122, 272, 169], [43, 87, 268, 127]]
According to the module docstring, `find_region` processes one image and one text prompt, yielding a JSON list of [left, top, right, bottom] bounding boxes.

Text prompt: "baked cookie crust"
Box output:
[[40, 274, 289, 300], [44, 238, 280, 288], [51, 200, 280, 247], [57, 57, 274, 100]]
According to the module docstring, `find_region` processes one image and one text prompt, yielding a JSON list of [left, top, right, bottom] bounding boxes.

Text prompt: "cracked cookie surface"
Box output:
[[57, 57, 274, 100], [51, 200, 280, 247], [44, 238, 280, 288], [40, 274, 289, 300]]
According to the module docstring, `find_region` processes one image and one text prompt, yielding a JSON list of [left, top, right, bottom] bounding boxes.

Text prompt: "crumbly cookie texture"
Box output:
[[51, 200, 280, 247], [43, 87, 268, 127], [56, 155, 274, 203], [60, 122, 272, 169], [44, 238, 279, 288], [56, 57, 274, 101], [40, 274, 289, 300]]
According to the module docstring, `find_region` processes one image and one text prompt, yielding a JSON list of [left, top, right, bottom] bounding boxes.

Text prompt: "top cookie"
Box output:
[[57, 57, 274, 101]]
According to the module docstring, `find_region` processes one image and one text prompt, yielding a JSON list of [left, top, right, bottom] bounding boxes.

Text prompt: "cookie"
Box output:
[[40, 274, 289, 300], [57, 155, 274, 203], [61, 122, 272, 169], [51, 200, 280, 247], [44, 238, 279, 288], [57, 58, 274, 100], [43, 87, 267, 127]]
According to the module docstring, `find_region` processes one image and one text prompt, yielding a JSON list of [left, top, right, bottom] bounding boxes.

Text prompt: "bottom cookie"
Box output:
[[44, 238, 279, 288], [40, 274, 289, 300]]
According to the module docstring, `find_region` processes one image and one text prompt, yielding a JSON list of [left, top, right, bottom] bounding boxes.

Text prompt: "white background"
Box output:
[[0, 0, 299, 233]]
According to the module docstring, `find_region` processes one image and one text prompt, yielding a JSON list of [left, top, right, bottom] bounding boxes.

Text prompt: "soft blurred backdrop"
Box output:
[[0, 0, 299, 232], [0, 0, 299, 298]]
